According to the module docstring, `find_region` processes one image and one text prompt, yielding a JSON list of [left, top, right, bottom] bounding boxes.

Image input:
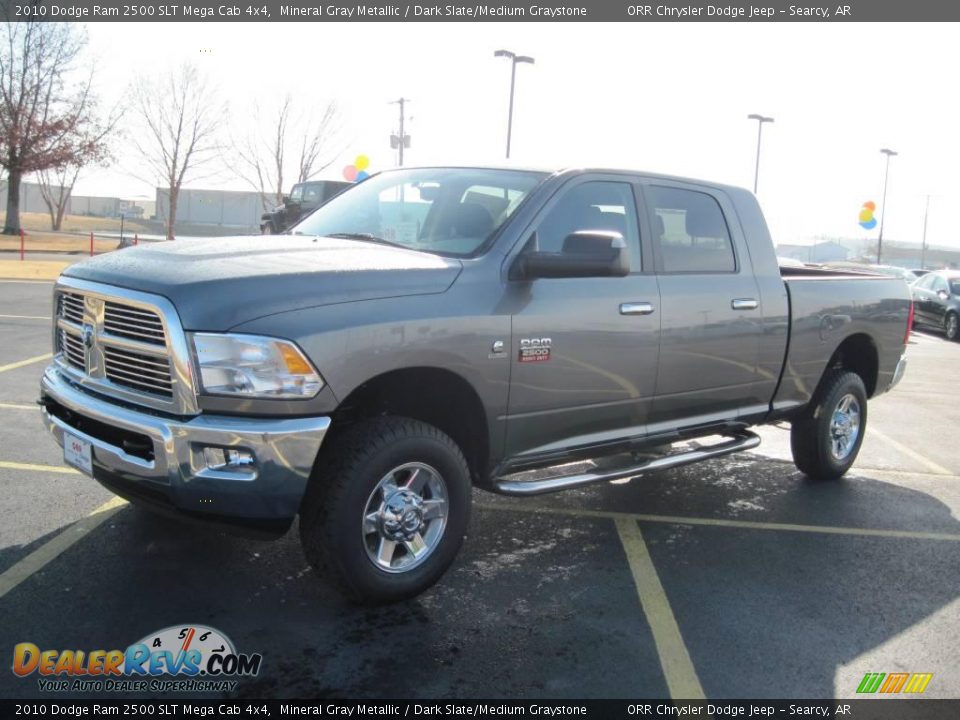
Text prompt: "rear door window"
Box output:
[[647, 186, 736, 273]]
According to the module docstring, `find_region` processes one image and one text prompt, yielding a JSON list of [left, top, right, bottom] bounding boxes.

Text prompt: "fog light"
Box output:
[[203, 447, 255, 471]]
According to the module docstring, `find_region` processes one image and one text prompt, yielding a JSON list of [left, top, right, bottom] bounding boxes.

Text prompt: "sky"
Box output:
[[72, 21, 959, 249]]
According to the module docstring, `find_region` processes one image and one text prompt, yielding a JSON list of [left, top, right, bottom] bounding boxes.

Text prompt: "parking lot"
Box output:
[[0, 277, 958, 700]]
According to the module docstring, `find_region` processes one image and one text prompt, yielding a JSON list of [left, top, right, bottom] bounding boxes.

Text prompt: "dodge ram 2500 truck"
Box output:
[[39, 166, 911, 603]]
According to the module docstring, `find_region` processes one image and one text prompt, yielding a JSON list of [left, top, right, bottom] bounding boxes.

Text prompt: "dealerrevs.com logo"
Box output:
[[12, 625, 263, 693]]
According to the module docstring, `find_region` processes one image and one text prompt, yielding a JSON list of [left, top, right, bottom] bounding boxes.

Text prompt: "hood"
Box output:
[[64, 236, 463, 330]]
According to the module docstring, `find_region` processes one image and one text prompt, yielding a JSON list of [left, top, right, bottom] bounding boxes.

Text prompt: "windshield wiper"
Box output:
[[324, 232, 407, 249]]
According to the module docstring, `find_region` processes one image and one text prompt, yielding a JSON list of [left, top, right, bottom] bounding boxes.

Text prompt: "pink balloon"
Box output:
[[343, 165, 358, 182]]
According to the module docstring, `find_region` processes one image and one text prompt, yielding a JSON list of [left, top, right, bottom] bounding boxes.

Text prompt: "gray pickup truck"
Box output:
[[39, 166, 911, 603]]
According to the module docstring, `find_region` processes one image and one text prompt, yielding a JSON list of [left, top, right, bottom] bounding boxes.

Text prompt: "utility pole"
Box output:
[[921, 194, 930, 270], [877, 148, 898, 264], [389, 98, 411, 166]]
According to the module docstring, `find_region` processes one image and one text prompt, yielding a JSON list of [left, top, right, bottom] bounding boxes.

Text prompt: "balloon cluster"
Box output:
[[858, 201, 877, 230], [343, 155, 371, 182]]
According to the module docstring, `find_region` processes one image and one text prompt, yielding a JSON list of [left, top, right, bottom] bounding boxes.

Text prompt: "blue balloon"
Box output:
[[859, 218, 877, 230], [356, 170, 369, 182]]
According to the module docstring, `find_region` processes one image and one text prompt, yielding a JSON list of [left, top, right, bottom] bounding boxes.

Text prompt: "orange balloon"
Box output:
[[863, 201, 876, 211]]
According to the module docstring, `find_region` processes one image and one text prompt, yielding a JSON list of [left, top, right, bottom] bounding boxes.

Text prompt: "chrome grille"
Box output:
[[103, 346, 174, 396], [58, 328, 85, 369], [59, 292, 84, 324], [103, 302, 165, 345], [55, 287, 176, 402]]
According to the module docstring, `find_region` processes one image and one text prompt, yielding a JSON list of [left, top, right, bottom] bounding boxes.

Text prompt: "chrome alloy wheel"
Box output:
[[362, 462, 449, 573], [829, 393, 861, 461]]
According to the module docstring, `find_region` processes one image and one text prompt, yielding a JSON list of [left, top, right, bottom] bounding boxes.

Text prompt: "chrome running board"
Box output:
[[493, 430, 761, 496]]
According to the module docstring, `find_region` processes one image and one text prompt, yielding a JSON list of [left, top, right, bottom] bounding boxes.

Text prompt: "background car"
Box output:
[[910, 270, 960, 340], [260, 180, 352, 234]]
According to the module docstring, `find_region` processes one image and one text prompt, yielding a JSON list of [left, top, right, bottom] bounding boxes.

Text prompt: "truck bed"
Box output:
[[772, 269, 911, 414]]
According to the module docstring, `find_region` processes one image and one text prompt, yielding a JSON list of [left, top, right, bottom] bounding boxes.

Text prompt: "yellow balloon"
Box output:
[[355, 155, 369, 171], [859, 209, 873, 222]]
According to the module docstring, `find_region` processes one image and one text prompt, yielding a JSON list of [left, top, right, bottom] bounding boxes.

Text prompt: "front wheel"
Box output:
[[790, 370, 867, 481], [945, 312, 959, 341], [299, 417, 471, 604]]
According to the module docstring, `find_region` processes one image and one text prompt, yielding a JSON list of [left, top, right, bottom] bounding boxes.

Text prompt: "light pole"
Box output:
[[747, 114, 774, 194], [494, 49, 535, 159], [877, 148, 898, 264]]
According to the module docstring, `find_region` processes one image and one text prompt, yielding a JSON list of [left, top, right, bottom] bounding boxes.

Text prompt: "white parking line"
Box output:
[[0, 314, 51, 320], [0, 353, 52, 374], [869, 427, 953, 476], [0, 496, 127, 599], [0, 402, 38, 411]]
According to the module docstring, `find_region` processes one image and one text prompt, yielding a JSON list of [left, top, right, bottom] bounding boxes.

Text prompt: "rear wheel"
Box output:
[[945, 312, 959, 341], [299, 417, 471, 604], [790, 370, 867, 481]]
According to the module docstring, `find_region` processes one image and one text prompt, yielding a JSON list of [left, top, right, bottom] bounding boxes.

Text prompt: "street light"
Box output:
[[494, 49, 535, 159], [877, 148, 898, 264], [747, 114, 774, 194]]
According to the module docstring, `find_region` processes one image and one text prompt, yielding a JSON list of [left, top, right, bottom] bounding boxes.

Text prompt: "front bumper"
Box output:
[[40, 365, 330, 533]]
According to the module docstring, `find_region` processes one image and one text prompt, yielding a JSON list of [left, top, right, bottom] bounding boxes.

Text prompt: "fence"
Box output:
[[0, 230, 142, 260]]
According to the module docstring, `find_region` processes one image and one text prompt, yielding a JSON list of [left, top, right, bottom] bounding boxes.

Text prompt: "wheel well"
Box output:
[[330, 368, 490, 483], [825, 334, 878, 397]]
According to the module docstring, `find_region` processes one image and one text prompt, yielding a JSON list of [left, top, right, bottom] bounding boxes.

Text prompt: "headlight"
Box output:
[[190, 333, 323, 399]]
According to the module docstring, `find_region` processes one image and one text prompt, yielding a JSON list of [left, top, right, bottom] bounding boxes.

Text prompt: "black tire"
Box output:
[[790, 369, 867, 481], [945, 312, 959, 341], [299, 417, 471, 604], [260, 223, 273, 235]]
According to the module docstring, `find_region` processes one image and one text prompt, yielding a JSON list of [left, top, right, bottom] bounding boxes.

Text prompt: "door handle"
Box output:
[[620, 302, 655, 316], [731, 298, 759, 310]]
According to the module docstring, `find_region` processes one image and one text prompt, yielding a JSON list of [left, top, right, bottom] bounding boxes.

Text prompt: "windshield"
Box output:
[[951, 280, 960, 295], [291, 167, 545, 256]]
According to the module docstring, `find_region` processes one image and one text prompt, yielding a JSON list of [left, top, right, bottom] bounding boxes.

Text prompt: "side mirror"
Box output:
[[514, 231, 629, 280]]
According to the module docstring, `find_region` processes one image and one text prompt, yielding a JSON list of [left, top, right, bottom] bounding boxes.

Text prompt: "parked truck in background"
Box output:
[[260, 179, 351, 234], [40, 166, 911, 603]]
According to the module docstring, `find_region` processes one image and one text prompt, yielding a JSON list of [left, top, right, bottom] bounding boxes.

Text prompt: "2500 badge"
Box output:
[[519, 338, 552, 363]]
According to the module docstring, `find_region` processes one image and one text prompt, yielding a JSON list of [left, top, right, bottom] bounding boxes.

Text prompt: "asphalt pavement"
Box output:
[[0, 278, 958, 700]]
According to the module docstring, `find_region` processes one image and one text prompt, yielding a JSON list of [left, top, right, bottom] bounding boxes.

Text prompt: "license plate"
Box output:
[[64, 432, 93, 476]]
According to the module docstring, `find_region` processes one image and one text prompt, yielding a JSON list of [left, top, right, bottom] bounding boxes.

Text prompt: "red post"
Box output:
[[20, 228, 25, 261], [134, 233, 139, 246], [89, 231, 94, 257]]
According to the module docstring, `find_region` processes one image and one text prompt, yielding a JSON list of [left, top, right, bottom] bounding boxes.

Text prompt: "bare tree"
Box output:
[[36, 102, 117, 230], [235, 94, 345, 212], [131, 64, 222, 240], [0, 22, 102, 234]]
